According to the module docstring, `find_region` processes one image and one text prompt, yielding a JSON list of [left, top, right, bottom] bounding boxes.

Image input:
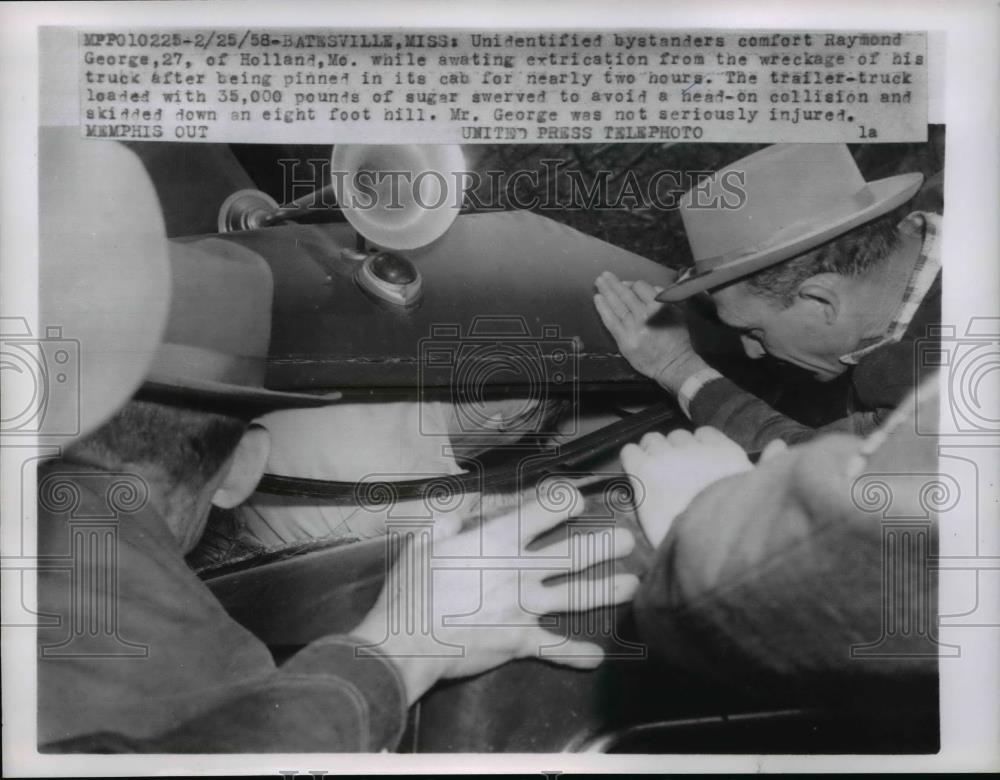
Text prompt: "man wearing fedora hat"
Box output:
[[594, 143, 941, 452], [36, 130, 638, 752]]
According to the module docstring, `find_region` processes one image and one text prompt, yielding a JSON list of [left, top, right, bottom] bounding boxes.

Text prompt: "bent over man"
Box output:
[[595, 144, 941, 451]]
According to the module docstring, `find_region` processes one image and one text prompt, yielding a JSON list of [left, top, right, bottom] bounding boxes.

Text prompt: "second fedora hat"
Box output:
[[657, 144, 923, 302]]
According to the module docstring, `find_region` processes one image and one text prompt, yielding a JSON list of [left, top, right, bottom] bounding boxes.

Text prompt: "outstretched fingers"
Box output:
[[760, 438, 790, 461], [510, 492, 585, 548], [631, 279, 663, 308], [594, 293, 627, 339], [596, 272, 650, 323], [523, 571, 640, 615], [693, 426, 738, 447], [595, 275, 634, 322], [519, 627, 608, 669], [530, 524, 636, 566]]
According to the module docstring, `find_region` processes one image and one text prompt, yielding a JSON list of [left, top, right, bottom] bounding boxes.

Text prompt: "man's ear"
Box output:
[[796, 275, 841, 325], [212, 424, 271, 510]]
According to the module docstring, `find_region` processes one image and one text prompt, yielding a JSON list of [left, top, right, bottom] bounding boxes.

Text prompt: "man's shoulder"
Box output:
[[36, 463, 275, 744], [37, 463, 176, 555], [35, 462, 256, 652]]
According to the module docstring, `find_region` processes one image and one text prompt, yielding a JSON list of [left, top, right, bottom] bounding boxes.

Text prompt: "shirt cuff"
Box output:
[[677, 367, 724, 418]]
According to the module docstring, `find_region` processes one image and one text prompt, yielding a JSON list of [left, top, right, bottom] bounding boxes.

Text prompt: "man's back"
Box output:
[[37, 462, 407, 752]]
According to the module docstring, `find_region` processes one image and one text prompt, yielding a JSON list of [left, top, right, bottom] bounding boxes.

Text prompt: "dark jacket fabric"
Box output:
[[36, 463, 407, 753], [687, 273, 942, 452], [634, 375, 940, 702]]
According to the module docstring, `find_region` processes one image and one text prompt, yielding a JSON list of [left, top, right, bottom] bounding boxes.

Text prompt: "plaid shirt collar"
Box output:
[[840, 211, 942, 366]]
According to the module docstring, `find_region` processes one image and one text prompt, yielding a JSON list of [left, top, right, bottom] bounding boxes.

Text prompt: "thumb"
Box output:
[[760, 439, 790, 461], [535, 639, 607, 670]]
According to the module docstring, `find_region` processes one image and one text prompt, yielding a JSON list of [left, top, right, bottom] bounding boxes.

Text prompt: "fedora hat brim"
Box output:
[[142, 377, 341, 410], [657, 171, 924, 303]]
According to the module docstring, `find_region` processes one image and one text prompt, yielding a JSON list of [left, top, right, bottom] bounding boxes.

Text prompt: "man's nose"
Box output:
[[740, 335, 767, 359]]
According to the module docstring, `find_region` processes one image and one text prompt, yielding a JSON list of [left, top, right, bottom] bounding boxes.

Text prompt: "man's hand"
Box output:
[[594, 271, 708, 393], [352, 489, 639, 704], [621, 428, 785, 549]]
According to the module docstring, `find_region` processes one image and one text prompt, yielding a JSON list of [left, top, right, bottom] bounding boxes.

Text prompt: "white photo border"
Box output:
[[2, 0, 998, 775]]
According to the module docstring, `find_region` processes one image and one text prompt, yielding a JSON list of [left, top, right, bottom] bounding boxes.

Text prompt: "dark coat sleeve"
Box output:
[[36, 470, 408, 754], [686, 374, 883, 451], [40, 636, 408, 753]]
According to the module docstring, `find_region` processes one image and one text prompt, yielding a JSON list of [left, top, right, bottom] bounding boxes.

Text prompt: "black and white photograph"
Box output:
[[1, 2, 998, 776]]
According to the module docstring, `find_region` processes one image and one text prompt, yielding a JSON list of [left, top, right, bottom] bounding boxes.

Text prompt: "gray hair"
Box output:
[[68, 398, 249, 490], [741, 211, 902, 306]]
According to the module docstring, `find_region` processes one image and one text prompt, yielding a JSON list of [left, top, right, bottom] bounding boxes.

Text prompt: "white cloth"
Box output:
[[237, 401, 463, 546]]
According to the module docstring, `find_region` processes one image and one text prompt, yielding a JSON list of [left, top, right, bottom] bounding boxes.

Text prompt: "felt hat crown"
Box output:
[[38, 127, 172, 443], [657, 143, 923, 302], [38, 128, 337, 448], [141, 237, 341, 409]]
